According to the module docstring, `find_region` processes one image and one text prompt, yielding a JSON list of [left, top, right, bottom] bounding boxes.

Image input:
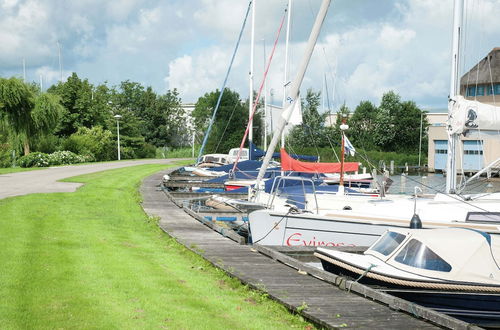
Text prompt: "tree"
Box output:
[[288, 89, 329, 148], [349, 100, 378, 149], [0, 77, 63, 155], [192, 88, 262, 154], [48, 73, 108, 137], [141, 89, 188, 148]]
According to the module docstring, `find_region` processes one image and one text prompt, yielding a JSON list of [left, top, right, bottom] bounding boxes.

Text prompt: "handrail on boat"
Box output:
[[267, 176, 319, 214]]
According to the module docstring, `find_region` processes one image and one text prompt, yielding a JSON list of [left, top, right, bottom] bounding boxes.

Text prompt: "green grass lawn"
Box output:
[[0, 162, 313, 329], [0, 167, 44, 175]]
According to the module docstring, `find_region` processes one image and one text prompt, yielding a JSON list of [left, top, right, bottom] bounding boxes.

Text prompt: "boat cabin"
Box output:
[[365, 228, 500, 284], [227, 148, 249, 163]]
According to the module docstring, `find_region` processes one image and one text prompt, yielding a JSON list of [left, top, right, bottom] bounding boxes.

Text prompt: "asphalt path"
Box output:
[[0, 159, 185, 200]]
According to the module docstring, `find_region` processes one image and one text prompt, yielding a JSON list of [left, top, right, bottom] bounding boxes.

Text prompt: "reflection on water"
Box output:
[[382, 173, 500, 195]]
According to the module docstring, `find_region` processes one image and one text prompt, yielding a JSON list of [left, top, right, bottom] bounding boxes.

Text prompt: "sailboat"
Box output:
[[248, 0, 500, 246]]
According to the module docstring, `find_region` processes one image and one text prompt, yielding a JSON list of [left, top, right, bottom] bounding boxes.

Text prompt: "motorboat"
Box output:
[[314, 227, 500, 327]]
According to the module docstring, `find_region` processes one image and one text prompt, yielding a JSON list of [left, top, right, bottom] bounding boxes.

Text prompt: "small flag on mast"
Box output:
[[344, 135, 356, 156]]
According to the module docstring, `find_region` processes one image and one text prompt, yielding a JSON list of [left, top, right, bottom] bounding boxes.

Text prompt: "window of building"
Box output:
[[488, 85, 494, 95], [477, 85, 485, 96], [495, 84, 500, 95], [467, 86, 476, 97], [464, 150, 483, 155]]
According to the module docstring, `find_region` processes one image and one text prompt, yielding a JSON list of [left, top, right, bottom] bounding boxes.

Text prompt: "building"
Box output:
[[427, 47, 500, 173]]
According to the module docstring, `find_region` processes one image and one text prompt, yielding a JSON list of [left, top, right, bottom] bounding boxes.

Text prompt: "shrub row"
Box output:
[[18, 151, 87, 168]]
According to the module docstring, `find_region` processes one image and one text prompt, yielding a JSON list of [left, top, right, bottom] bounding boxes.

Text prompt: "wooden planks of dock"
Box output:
[[141, 169, 477, 330]]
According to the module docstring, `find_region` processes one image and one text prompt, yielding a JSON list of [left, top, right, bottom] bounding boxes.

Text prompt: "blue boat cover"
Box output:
[[248, 141, 318, 162]]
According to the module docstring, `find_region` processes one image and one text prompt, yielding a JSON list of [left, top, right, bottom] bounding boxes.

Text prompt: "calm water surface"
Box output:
[[383, 173, 500, 195]]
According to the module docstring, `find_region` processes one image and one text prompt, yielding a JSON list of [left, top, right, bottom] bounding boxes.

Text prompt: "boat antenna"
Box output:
[[196, 1, 253, 164]]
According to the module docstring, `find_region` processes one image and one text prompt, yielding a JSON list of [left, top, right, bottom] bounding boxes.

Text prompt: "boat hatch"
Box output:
[[394, 239, 452, 272], [370, 231, 406, 256], [466, 212, 500, 224]]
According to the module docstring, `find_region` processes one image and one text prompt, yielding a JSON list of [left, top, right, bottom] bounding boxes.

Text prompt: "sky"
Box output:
[[1, 0, 500, 112]]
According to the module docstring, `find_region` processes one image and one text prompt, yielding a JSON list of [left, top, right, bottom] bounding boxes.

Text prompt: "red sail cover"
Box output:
[[280, 148, 359, 173]]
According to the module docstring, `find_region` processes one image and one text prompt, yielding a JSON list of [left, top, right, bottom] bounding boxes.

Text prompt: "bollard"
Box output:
[[400, 173, 407, 194]]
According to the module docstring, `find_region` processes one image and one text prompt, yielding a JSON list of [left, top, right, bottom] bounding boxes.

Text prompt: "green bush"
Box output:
[[0, 143, 13, 167], [18, 152, 50, 167], [32, 134, 61, 154], [135, 143, 156, 159], [63, 126, 114, 161], [48, 151, 85, 165]]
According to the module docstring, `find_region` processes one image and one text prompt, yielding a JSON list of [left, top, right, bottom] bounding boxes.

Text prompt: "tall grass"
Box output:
[[0, 162, 312, 329]]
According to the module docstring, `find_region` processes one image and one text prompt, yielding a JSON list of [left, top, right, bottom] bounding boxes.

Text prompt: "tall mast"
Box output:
[[281, 0, 292, 148], [253, 0, 331, 197], [248, 0, 256, 144], [445, 0, 463, 194], [263, 38, 268, 150]]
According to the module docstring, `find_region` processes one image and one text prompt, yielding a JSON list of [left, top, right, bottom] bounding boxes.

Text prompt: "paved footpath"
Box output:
[[0, 159, 183, 200]]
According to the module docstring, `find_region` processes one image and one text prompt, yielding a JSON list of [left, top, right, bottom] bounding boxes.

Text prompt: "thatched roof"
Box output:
[[460, 47, 500, 86]]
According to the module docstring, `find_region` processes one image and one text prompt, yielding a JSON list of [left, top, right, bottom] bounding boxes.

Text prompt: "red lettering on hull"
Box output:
[[286, 232, 356, 247]]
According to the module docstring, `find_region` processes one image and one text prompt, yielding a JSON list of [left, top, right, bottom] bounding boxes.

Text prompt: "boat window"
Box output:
[[241, 150, 248, 157], [395, 239, 452, 272], [370, 231, 406, 256]]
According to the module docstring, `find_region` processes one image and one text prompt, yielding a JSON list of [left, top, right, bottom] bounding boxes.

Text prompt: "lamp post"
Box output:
[[114, 114, 122, 160]]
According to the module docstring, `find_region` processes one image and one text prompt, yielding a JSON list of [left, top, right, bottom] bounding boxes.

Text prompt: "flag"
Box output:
[[344, 135, 356, 156]]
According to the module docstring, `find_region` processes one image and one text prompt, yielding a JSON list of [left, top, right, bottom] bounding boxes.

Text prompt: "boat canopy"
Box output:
[[366, 228, 500, 284], [280, 148, 359, 174]]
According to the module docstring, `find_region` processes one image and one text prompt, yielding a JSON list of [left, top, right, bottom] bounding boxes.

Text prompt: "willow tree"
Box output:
[[0, 77, 63, 155]]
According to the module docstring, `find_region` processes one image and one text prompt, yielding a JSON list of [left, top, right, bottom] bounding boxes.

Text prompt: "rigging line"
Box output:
[[252, 209, 292, 244], [232, 7, 287, 173], [196, 1, 253, 163], [214, 100, 239, 153], [323, 127, 340, 162], [487, 53, 497, 105], [403, 174, 495, 213]]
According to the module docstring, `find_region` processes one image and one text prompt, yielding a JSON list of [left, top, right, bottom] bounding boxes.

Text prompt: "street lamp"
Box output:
[[114, 114, 122, 160]]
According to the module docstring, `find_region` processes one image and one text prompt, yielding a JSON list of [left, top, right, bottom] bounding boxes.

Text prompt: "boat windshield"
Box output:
[[370, 231, 406, 256], [394, 239, 452, 272]]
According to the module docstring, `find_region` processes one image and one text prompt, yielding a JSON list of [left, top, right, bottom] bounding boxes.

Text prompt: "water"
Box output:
[[383, 173, 500, 195]]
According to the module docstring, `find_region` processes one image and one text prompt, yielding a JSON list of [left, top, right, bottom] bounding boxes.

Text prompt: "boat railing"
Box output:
[[267, 176, 319, 214]]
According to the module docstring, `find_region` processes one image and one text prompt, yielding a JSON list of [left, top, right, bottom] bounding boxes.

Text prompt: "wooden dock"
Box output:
[[141, 169, 477, 329]]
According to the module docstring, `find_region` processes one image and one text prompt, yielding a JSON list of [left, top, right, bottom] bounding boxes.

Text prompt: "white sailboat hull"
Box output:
[[249, 192, 500, 246]]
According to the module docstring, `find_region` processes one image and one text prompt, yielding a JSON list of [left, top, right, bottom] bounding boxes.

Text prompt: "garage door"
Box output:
[[434, 140, 447, 171], [463, 140, 483, 171]]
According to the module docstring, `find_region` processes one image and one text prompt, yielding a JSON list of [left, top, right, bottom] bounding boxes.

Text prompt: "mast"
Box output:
[[249, 0, 256, 144], [338, 118, 348, 195], [196, 1, 253, 163], [281, 0, 292, 148], [252, 0, 331, 197], [263, 38, 268, 150], [445, 0, 463, 194]]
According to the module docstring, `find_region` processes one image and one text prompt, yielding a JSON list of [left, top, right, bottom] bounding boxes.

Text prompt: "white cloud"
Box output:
[[165, 46, 243, 102], [377, 25, 416, 49]]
